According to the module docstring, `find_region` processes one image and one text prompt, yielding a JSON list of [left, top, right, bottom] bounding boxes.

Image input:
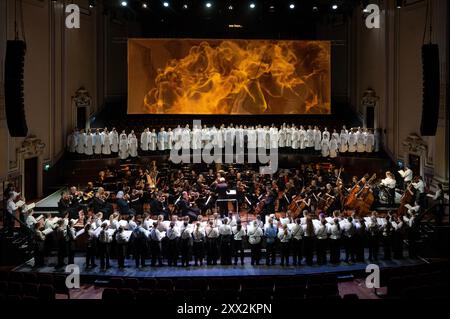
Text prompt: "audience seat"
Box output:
[[38, 284, 55, 300], [102, 288, 119, 300]]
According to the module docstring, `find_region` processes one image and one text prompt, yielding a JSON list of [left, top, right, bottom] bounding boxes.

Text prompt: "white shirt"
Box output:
[[399, 168, 413, 182], [278, 229, 292, 242], [328, 224, 341, 240], [7, 199, 18, 215], [412, 180, 425, 193], [232, 226, 246, 240], [218, 224, 232, 236], [381, 177, 396, 189], [248, 226, 263, 245], [290, 223, 304, 240], [166, 227, 180, 240]]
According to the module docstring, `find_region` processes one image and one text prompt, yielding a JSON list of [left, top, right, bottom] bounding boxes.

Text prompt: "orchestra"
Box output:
[[7, 156, 443, 271]]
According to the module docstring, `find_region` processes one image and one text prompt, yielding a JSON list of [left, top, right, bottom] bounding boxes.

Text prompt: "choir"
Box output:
[[67, 125, 378, 160], [29, 208, 419, 270]]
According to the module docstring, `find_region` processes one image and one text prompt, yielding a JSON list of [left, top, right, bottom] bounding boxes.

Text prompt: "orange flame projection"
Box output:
[[128, 39, 331, 115]]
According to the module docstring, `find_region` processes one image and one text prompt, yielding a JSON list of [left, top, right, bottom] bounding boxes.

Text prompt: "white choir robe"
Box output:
[[265, 130, 271, 149], [174, 129, 182, 145], [202, 129, 211, 148], [166, 131, 173, 150], [332, 133, 340, 141], [140, 132, 149, 151], [322, 131, 330, 141], [84, 133, 93, 155], [329, 139, 338, 158], [67, 133, 77, 153], [339, 132, 348, 153], [76, 133, 85, 154], [247, 130, 257, 149], [181, 129, 191, 149], [149, 132, 157, 151], [321, 139, 330, 157], [216, 129, 224, 148], [374, 131, 380, 152], [224, 129, 232, 148], [270, 128, 278, 149], [356, 135, 366, 153], [348, 133, 357, 153], [257, 129, 265, 148], [365, 134, 375, 153], [102, 133, 111, 155], [129, 136, 138, 157], [236, 129, 245, 149], [285, 128, 292, 147], [314, 129, 322, 151], [209, 128, 218, 148], [110, 132, 119, 153], [278, 129, 286, 148], [291, 129, 300, 149], [192, 129, 201, 150], [93, 134, 102, 154], [299, 129, 306, 149], [306, 129, 314, 148], [119, 136, 129, 159], [158, 132, 166, 151]]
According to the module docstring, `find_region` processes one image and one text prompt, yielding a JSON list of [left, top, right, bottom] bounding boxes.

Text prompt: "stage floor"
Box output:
[[13, 252, 425, 280]]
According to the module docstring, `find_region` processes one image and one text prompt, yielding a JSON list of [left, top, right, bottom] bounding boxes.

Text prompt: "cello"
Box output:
[[344, 176, 365, 208]]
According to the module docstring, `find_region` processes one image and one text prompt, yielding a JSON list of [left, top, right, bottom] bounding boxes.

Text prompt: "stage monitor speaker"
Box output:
[[420, 44, 440, 136], [4, 40, 28, 137]]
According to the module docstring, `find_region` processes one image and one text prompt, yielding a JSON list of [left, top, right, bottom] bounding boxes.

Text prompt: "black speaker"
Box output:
[[4, 40, 28, 137], [420, 44, 440, 136]]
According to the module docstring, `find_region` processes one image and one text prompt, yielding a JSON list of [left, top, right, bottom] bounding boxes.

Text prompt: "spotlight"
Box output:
[[249, 3, 255, 9], [332, 4, 338, 10], [121, 1, 127, 7], [205, 2, 212, 8], [163, 1, 169, 7], [289, 3, 295, 10]]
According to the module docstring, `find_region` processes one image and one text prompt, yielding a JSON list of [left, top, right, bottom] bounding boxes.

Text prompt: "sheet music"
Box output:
[[42, 228, 53, 235], [123, 230, 133, 241], [118, 220, 128, 228], [76, 229, 85, 237], [35, 215, 44, 222], [106, 229, 116, 236], [16, 200, 25, 208], [25, 203, 36, 211]]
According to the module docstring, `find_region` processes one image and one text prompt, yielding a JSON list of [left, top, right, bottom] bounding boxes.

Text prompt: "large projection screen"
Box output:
[[128, 39, 331, 115]]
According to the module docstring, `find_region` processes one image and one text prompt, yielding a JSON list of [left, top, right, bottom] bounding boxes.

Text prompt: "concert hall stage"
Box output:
[[13, 253, 425, 282]]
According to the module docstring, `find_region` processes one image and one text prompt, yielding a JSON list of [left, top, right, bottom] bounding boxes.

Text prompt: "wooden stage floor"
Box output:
[[13, 252, 425, 281]]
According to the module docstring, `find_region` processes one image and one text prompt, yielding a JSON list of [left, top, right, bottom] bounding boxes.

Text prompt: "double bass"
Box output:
[[397, 180, 416, 216], [353, 174, 377, 216]]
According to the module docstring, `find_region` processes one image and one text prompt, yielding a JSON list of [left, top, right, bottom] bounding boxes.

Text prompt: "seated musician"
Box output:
[[116, 191, 136, 216], [92, 187, 112, 218], [178, 191, 200, 221], [381, 171, 397, 206], [150, 193, 170, 220]]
